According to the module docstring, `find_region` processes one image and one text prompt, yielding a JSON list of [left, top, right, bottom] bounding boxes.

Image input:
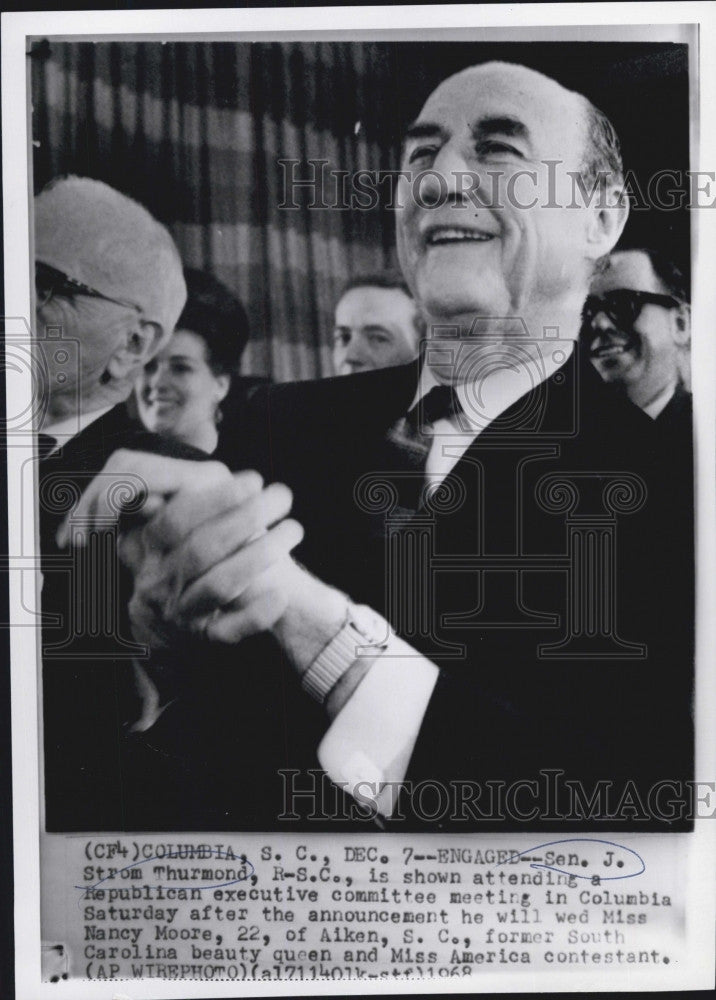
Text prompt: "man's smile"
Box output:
[[422, 224, 497, 247], [590, 331, 640, 364], [591, 342, 629, 358]]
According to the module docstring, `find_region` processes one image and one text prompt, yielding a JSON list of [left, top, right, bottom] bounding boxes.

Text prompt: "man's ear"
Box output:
[[585, 182, 629, 261], [106, 320, 165, 383], [672, 302, 691, 347]]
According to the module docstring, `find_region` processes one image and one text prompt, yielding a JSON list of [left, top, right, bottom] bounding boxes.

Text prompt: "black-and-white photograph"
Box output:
[[2, 6, 715, 996], [31, 32, 695, 833]]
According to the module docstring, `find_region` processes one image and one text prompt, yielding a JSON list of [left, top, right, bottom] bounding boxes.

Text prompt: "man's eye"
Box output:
[[478, 140, 522, 158], [407, 144, 439, 165], [368, 334, 390, 346]]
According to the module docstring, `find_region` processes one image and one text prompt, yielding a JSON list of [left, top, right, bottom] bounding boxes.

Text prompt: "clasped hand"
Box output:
[[58, 451, 305, 648]]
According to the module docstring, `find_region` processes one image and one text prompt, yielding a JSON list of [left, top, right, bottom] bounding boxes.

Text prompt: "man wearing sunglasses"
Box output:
[[583, 248, 691, 436]]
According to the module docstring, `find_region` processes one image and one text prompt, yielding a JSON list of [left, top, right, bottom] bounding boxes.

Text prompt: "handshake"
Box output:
[[57, 451, 352, 695], [54, 449, 430, 821]]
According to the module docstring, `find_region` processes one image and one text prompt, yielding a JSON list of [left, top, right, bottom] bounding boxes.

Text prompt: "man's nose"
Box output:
[[418, 143, 473, 207], [584, 311, 619, 351], [345, 348, 368, 369], [340, 333, 361, 358], [590, 310, 615, 331], [589, 311, 619, 335]]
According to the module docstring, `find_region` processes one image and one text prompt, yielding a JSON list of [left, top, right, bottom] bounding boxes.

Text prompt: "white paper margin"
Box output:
[[3, 4, 715, 997]]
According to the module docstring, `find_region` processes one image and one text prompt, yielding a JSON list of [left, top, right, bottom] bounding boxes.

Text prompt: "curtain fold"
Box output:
[[30, 40, 691, 379], [31, 41, 401, 381]]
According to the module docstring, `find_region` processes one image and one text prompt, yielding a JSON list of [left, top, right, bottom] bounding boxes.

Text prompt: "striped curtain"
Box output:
[[31, 41, 403, 381]]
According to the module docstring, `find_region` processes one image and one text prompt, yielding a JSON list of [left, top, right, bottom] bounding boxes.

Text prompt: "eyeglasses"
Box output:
[[582, 289, 681, 331], [35, 260, 141, 313]]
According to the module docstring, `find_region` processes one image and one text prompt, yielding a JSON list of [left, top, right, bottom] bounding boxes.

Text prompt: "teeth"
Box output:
[[592, 345, 627, 358], [426, 227, 493, 245]]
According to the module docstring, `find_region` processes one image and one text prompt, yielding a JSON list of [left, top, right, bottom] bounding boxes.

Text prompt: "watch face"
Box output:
[[350, 605, 390, 648]]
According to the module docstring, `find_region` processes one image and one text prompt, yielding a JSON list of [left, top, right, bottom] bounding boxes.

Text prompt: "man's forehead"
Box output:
[[417, 62, 582, 131], [593, 252, 660, 294]]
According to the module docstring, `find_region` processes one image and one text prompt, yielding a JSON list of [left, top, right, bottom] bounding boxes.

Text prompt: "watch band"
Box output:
[[301, 605, 389, 704]]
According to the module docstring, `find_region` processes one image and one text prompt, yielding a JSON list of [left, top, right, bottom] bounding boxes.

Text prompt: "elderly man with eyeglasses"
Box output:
[[34, 176, 215, 831], [34, 176, 187, 443]]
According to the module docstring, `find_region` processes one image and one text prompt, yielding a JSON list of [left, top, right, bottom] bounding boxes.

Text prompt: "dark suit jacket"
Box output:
[[44, 357, 693, 832], [655, 382, 692, 453], [235, 350, 693, 830], [40, 404, 212, 830], [41, 403, 331, 831]]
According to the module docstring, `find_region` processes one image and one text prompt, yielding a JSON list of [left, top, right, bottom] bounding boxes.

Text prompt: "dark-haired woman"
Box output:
[[136, 268, 248, 455]]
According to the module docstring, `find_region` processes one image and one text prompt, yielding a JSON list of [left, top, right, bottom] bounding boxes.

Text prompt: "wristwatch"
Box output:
[[301, 603, 390, 704]]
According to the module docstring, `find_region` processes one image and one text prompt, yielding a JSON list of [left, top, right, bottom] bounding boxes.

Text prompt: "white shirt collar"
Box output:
[[642, 381, 677, 420]]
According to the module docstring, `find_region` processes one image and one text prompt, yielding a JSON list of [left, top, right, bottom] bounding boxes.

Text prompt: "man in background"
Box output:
[[583, 248, 691, 439], [331, 272, 423, 374]]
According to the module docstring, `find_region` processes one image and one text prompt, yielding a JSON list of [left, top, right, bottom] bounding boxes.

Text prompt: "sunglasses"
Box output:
[[582, 289, 681, 331], [35, 260, 141, 313]]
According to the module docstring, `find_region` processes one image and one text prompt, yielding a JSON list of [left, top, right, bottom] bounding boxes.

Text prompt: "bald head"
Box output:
[[35, 176, 186, 343], [430, 61, 583, 126], [424, 62, 622, 188], [34, 177, 187, 423], [395, 60, 628, 367]]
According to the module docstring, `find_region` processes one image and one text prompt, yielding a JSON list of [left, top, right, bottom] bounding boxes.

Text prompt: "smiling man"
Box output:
[[76, 63, 693, 831], [395, 62, 624, 386], [584, 248, 691, 432], [331, 273, 423, 375]]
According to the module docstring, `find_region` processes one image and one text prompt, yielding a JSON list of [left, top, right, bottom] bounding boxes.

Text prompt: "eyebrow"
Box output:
[[404, 121, 448, 143], [473, 116, 529, 141], [403, 115, 530, 148]]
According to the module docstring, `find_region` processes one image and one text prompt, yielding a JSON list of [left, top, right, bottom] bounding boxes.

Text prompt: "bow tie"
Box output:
[[382, 384, 463, 516], [406, 384, 461, 432]]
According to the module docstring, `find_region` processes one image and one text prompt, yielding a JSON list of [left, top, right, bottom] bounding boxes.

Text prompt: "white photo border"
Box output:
[[3, 4, 715, 998]]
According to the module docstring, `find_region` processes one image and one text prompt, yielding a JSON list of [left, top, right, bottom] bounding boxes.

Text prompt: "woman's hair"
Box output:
[[177, 268, 249, 376]]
